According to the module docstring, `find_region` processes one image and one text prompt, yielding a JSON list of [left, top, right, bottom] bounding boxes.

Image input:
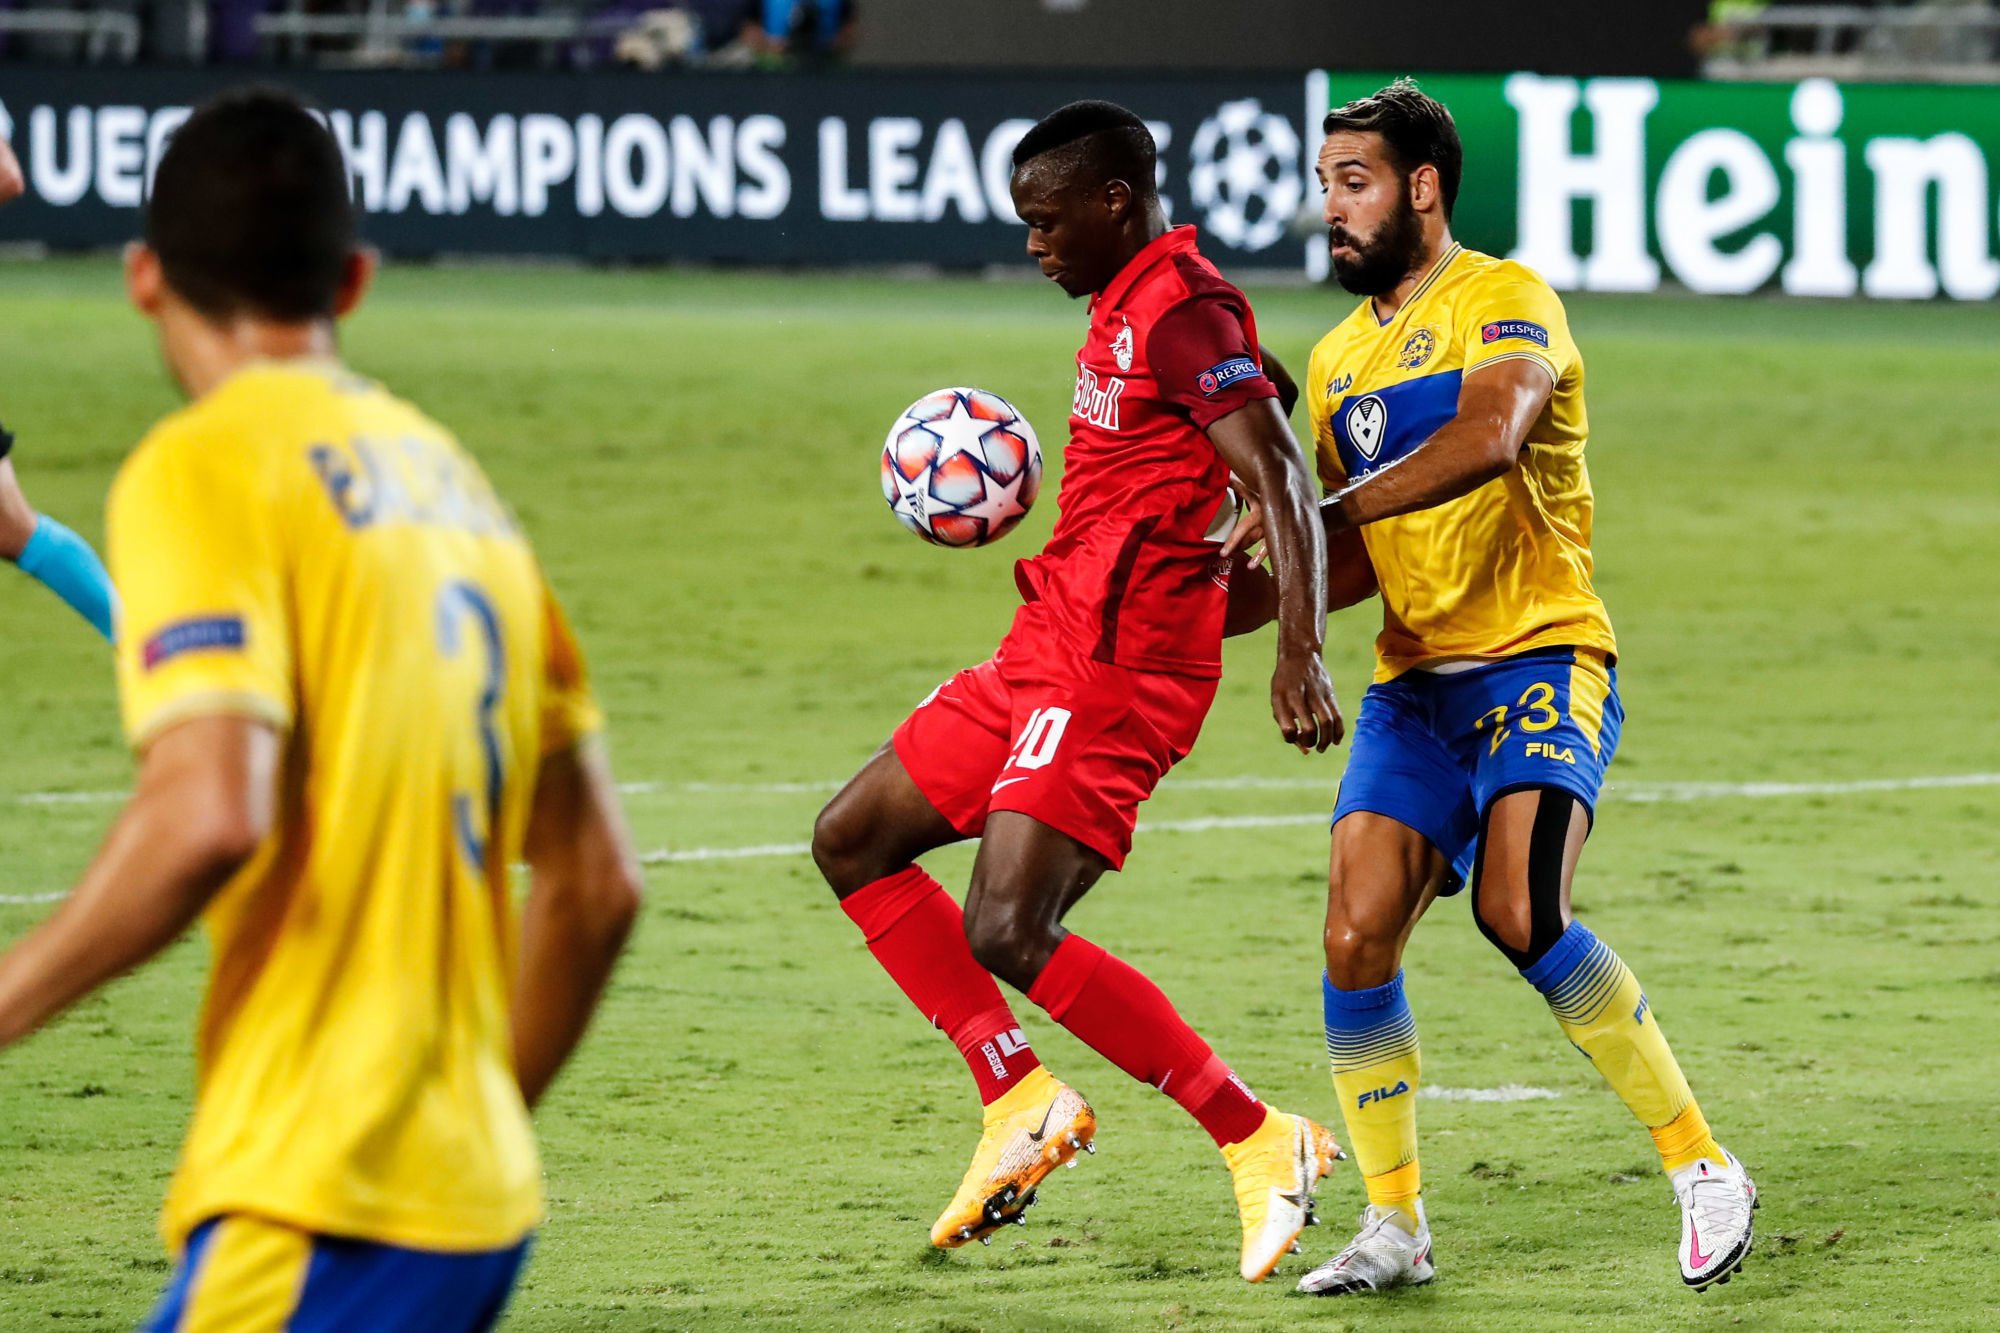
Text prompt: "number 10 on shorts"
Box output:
[[1007, 707, 1071, 772]]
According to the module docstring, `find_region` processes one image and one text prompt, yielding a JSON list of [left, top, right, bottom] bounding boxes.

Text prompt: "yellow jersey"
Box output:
[[108, 360, 602, 1253], [1305, 244, 1616, 681]]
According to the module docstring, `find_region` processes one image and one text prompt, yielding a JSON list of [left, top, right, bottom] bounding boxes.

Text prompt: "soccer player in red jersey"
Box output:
[[813, 101, 1346, 1283]]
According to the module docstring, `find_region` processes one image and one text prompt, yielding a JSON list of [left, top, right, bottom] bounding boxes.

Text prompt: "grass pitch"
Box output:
[[0, 259, 1997, 1331]]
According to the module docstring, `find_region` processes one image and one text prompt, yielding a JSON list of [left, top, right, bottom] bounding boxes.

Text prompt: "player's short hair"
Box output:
[[146, 86, 356, 322], [1322, 77, 1463, 221], [1011, 100, 1157, 196]]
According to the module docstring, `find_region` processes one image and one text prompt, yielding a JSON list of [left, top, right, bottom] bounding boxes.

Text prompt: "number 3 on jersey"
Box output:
[[436, 580, 507, 871], [1007, 707, 1071, 772]]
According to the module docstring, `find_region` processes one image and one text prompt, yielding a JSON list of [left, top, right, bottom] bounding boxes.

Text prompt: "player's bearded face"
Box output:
[[1327, 174, 1424, 297]]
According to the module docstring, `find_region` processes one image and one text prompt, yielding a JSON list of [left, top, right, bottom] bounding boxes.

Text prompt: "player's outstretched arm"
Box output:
[[0, 715, 277, 1049], [0, 137, 24, 206], [513, 739, 643, 1108], [1207, 400, 1344, 751], [1319, 358, 1552, 534], [2, 445, 120, 641]]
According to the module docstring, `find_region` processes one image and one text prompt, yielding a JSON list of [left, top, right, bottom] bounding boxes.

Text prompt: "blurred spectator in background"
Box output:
[[746, 0, 856, 66], [612, 0, 760, 68], [211, 0, 268, 63]]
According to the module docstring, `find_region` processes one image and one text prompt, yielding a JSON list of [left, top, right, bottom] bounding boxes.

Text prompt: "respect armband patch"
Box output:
[[1196, 356, 1263, 397], [143, 615, 247, 671], [1480, 320, 1550, 348]]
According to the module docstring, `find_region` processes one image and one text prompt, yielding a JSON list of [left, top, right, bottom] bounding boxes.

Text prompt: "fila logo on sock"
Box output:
[[1356, 1080, 1412, 1109]]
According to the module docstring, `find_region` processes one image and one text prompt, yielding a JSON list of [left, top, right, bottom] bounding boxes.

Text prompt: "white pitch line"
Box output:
[[0, 892, 67, 905], [1609, 773, 2000, 803], [1420, 1085, 1560, 1103], [632, 772, 2000, 865], [15, 771, 2000, 809]]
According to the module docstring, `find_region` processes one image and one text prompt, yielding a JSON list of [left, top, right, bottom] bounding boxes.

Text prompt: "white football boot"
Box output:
[[1296, 1200, 1435, 1296], [1672, 1148, 1757, 1289]]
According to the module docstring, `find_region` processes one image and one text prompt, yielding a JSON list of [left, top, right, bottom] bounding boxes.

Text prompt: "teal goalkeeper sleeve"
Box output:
[[17, 515, 118, 642]]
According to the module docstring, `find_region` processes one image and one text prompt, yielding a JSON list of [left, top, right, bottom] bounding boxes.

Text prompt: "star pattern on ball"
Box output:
[[926, 394, 1006, 472]]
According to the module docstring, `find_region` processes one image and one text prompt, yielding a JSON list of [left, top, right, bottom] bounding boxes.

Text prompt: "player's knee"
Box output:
[[1322, 862, 1408, 989], [962, 902, 1052, 991], [1471, 874, 1536, 961], [810, 794, 880, 897], [1471, 788, 1577, 969]]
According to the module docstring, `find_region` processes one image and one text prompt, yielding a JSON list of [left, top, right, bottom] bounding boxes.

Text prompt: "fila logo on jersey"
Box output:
[[1356, 1080, 1411, 1109], [1524, 741, 1577, 764], [1345, 394, 1388, 460], [1324, 372, 1353, 398], [1110, 321, 1134, 371], [1482, 319, 1549, 347], [1074, 367, 1126, 430]]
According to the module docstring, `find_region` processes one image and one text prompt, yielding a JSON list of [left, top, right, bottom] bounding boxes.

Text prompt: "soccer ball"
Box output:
[[880, 387, 1043, 548]]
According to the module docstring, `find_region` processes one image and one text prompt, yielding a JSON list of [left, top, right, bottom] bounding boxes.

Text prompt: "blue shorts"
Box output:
[[143, 1214, 530, 1332], [1332, 647, 1623, 892]]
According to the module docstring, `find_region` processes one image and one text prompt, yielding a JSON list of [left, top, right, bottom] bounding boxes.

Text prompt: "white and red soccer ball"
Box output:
[[880, 387, 1042, 548]]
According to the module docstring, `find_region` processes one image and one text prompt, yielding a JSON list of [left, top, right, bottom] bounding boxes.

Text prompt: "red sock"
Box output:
[[1027, 934, 1266, 1147], [840, 867, 1041, 1105]]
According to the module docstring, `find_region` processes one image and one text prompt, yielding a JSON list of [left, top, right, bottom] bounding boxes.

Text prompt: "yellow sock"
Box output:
[[1324, 973, 1422, 1231], [1522, 923, 1724, 1174], [1650, 1101, 1725, 1174]]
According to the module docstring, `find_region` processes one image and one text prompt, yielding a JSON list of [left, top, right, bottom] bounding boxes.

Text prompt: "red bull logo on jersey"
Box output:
[[1073, 367, 1126, 431], [1110, 322, 1135, 371]]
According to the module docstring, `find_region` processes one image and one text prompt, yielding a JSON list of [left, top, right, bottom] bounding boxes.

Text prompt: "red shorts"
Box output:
[[893, 602, 1218, 869]]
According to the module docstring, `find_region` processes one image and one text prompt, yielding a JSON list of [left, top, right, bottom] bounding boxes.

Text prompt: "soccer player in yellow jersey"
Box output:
[[1232, 80, 1756, 1296], [0, 90, 642, 1329]]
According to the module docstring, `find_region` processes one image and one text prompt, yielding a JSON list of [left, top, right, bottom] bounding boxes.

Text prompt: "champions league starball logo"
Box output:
[[1186, 99, 1304, 254]]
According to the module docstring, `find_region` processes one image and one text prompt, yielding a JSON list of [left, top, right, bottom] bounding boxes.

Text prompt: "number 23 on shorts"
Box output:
[[1473, 682, 1561, 756]]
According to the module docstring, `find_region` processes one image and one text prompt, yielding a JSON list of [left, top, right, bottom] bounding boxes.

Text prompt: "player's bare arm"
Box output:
[[1206, 402, 1342, 752], [1318, 357, 1551, 534], [0, 137, 24, 206], [0, 715, 277, 1048], [1223, 524, 1375, 638], [1221, 358, 1549, 552], [512, 738, 644, 1108], [1259, 343, 1301, 418], [0, 456, 36, 558]]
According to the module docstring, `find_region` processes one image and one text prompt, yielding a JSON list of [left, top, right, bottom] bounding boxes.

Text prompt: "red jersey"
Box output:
[[1014, 226, 1278, 678]]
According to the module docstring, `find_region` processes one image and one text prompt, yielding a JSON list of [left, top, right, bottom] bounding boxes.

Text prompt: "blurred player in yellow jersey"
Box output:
[[0, 89, 642, 1330], [1230, 80, 1755, 1296]]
